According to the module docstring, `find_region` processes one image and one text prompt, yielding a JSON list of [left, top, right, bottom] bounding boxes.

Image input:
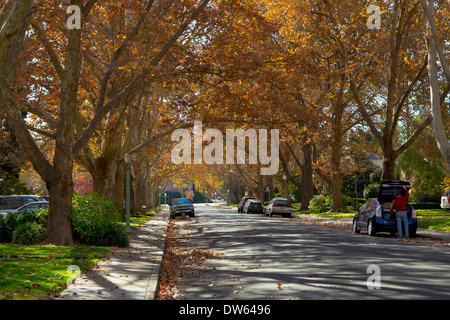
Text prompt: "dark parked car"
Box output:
[[243, 199, 264, 214], [0, 195, 45, 214], [238, 196, 255, 213], [170, 198, 195, 219], [352, 180, 417, 237]]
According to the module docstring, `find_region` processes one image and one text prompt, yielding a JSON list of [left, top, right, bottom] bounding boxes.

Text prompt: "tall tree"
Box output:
[[312, 0, 432, 180], [2, 0, 210, 245], [419, 0, 450, 173]]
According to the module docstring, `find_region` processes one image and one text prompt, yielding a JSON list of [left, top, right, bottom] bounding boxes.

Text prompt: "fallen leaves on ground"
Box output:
[[156, 218, 222, 300]]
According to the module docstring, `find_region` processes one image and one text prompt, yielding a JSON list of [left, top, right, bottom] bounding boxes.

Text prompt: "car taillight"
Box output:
[[376, 206, 382, 218], [412, 208, 417, 219]]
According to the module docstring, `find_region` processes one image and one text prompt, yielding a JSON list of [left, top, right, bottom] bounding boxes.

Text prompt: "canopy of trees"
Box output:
[[0, 0, 448, 245]]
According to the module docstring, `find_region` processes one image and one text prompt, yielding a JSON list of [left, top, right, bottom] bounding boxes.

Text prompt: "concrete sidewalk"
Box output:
[[57, 209, 170, 300]]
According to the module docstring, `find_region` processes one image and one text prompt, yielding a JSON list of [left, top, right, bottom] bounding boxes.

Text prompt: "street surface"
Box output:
[[165, 203, 450, 300]]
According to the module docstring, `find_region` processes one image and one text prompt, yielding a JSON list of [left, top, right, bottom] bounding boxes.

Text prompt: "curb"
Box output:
[[144, 210, 170, 300], [56, 209, 170, 300]]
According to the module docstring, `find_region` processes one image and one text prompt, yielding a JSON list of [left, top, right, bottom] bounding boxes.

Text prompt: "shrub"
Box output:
[[308, 195, 330, 213], [96, 222, 130, 247], [409, 202, 441, 209], [363, 182, 380, 199], [309, 194, 351, 212], [0, 213, 18, 243], [17, 208, 48, 227], [70, 192, 124, 245], [12, 221, 45, 245]]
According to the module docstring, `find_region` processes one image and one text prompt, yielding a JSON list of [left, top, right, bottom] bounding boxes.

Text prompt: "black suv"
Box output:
[[170, 198, 195, 219]]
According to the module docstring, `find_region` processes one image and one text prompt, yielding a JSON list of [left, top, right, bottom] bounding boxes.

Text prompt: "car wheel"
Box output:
[[353, 219, 360, 234], [367, 219, 376, 236]]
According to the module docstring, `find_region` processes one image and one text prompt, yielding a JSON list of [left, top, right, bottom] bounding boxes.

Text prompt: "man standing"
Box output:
[[389, 186, 410, 239]]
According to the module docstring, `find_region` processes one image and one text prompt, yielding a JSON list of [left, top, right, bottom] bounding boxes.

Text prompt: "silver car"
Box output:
[[264, 198, 292, 217], [441, 190, 450, 209], [0, 195, 45, 214], [0, 201, 49, 219]]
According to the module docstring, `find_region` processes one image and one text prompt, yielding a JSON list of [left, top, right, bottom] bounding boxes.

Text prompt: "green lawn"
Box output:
[[415, 208, 450, 231], [128, 210, 156, 230], [0, 211, 156, 300], [0, 244, 111, 300]]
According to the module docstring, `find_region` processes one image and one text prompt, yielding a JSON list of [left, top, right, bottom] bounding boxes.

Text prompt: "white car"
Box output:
[[264, 198, 292, 218], [441, 190, 450, 209]]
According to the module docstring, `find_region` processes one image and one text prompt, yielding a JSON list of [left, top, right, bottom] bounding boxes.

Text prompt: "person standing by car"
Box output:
[[389, 186, 410, 239]]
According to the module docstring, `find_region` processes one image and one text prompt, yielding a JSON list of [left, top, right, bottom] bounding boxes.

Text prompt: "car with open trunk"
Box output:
[[352, 180, 417, 237]]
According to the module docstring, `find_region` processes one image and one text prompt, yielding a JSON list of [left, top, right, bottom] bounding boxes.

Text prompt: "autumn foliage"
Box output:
[[0, 0, 449, 244]]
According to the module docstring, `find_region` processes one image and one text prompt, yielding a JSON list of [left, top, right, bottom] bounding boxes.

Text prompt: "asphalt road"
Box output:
[[171, 204, 450, 300]]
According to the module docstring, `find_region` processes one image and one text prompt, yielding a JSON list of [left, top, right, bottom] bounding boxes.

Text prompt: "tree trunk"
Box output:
[[45, 172, 74, 245], [44, 19, 83, 245], [381, 148, 397, 181], [330, 142, 344, 212], [134, 176, 145, 214], [257, 174, 264, 202], [300, 142, 313, 210], [114, 161, 124, 211], [425, 24, 450, 173], [92, 157, 118, 199]]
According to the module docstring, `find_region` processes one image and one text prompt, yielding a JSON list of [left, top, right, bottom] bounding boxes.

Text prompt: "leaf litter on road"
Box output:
[[156, 217, 223, 300]]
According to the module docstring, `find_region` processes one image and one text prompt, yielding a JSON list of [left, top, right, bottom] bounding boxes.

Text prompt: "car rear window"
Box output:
[[19, 204, 40, 211], [275, 199, 290, 205]]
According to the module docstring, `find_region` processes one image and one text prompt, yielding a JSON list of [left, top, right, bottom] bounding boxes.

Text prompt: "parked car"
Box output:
[[352, 180, 417, 237], [170, 198, 195, 219], [0, 201, 49, 220], [441, 190, 450, 209], [0, 195, 45, 214], [238, 196, 255, 213], [243, 199, 264, 214], [264, 198, 292, 217]]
